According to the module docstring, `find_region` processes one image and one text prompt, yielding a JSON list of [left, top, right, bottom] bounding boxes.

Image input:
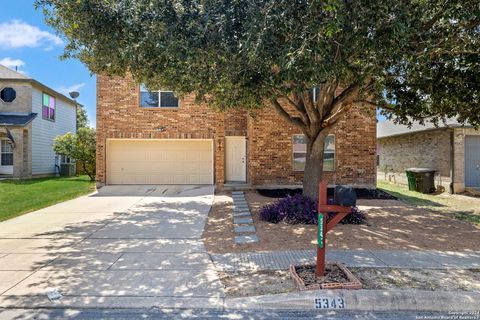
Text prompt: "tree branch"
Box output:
[[321, 84, 360, 128], [318, 81, 337, 118], [296, 91, 320, 124], [271, 98, 309, 136], [284, 95, 310, 126], [355, 99, 377, 107], [422, 11, 444, 32], [322, 103, 353, 128], [332, 84, 359, 109]]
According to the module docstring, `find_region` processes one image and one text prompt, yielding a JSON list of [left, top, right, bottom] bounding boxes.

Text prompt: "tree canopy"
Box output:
[[38, 0, 480, 197], [37, 0, 479, 125]]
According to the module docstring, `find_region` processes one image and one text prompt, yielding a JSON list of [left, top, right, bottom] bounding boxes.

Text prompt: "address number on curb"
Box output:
[[314, 297, 346, 309]]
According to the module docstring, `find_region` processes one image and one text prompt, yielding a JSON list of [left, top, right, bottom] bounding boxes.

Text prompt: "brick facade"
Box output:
[[96, 75, 377, 189], [247, 103, 377, 187], [377, 128, 480, 193], [378, 129, 452, 190]]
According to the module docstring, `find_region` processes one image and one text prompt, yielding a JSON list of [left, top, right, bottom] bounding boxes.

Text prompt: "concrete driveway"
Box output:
[[0, 185, 224, 309]]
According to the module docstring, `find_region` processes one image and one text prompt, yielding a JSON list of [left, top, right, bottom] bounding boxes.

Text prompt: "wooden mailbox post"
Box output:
[[316, 181, 353, 277]]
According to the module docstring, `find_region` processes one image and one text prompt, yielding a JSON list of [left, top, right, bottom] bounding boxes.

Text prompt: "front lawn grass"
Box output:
[[377, 180, 447, 207], [0, 175, 95, 222], [378, 180, 480, 226]]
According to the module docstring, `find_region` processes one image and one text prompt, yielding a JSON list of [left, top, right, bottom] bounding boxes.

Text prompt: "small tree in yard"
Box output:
[[38, 0, 479, 198], [53, 127, 96, 181]]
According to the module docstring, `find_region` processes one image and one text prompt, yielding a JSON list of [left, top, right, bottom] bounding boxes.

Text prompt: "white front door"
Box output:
[[225, 136, 246, 182]]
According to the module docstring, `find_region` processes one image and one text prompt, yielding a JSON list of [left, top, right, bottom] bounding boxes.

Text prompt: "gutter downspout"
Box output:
[[449, 129, 455, 194]]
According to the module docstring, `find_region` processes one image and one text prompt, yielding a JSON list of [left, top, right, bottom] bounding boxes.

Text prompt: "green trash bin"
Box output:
[[405, 170, 417, 191], [405, 168, 436, 193]]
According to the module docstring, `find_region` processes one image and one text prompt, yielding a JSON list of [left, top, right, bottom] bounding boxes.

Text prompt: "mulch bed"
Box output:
[[203, 191, 480, 253], [257, 188, 397, 200]]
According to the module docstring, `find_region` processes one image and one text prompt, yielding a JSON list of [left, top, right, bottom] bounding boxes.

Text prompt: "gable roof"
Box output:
[[377, 119, 472, 139], [0, 65, 30, 80], [0, 65, 81, 107]]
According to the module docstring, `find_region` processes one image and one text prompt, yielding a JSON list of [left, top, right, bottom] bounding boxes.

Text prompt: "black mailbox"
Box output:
[[333, 185, 357, 207]]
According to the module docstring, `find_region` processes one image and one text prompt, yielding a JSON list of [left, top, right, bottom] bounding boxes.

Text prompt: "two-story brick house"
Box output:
[[96, 75, 377, 189], [0, 65, 77, 178]]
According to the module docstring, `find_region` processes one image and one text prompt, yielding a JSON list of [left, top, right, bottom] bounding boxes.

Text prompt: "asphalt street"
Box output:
[[0, 308, 460, 320]]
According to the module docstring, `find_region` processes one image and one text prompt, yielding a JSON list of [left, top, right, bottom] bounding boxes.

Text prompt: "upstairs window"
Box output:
[[140, 85, 179, 108], [42, 93, 55, 121], [310, 87, 320, 103], [292, 134, 336, 172]]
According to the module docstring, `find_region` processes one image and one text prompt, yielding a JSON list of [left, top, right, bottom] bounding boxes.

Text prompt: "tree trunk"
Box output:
[[303, 132, 328, 200], [83, 162, 95, 181]]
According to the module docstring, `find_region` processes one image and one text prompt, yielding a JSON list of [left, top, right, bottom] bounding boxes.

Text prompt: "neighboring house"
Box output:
[[377, 119, 480, 193], [0, 65, 77, 178], [96, 75, 377, 189]]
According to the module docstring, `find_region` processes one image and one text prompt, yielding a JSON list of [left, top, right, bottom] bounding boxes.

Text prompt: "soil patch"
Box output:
[[218, 270, 296, 297], [296, 265, 347, 285], [219, 268, 480, 297], [291, 263, 362, 290], [203, 191, 480, 253], [354, 268, 480, 291]]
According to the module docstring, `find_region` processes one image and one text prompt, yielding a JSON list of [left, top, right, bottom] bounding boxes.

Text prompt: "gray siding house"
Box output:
[[0, 65, 77, 178], [377, 119, 480, 194]]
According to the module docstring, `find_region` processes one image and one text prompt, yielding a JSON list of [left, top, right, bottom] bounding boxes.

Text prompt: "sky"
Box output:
[[0, 0, 96, 126]]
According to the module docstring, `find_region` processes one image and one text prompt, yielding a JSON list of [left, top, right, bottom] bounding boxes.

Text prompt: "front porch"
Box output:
[[0, 122, 33, 179]]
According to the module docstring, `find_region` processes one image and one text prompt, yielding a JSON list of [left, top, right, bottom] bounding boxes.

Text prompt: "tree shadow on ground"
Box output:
[[379, 188, 445, 208]]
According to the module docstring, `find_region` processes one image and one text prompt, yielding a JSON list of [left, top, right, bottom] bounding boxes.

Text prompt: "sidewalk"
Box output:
[[212, 249, 480, 312], [211, 249, 480, 271], [0, 185, 225, 310]]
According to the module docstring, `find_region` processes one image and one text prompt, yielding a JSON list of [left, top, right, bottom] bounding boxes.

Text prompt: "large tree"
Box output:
[[37, 0, 479, 198]]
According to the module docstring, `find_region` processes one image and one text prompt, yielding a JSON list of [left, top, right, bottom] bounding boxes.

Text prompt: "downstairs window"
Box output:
[[1, 140, 13, 166], [292, 134, 335, 171]]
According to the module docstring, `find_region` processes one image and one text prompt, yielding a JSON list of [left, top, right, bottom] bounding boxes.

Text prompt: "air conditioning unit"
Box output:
[[60, 163, 76, 177]]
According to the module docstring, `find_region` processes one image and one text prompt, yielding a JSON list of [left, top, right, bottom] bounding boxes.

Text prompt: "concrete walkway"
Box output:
[[232, 191, 258, 244], [212, 249, 480, 272], [0, 185, 225, 309]]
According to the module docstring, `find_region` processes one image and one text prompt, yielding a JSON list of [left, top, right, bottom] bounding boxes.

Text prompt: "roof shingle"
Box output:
[[0, 113, 38, 126]]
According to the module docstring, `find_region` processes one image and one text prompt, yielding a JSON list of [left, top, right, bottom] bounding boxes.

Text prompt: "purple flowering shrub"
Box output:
[[326, 198, 366, 225], [259, 195, 366, 225], [259, 194, 318, 224], [339, 206, 366, 225]]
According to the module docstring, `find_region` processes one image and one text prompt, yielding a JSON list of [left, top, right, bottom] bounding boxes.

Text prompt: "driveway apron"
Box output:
[[0, 185, 224, 309]]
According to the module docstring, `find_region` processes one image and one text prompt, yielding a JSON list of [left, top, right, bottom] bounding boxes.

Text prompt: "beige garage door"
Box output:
[[107, 139, 213, 184]]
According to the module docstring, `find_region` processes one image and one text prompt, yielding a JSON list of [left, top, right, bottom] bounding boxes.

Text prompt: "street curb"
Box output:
[[1, 290, 478, 312], [0, 296, 225, 310], [224, 289, 480, 312]]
